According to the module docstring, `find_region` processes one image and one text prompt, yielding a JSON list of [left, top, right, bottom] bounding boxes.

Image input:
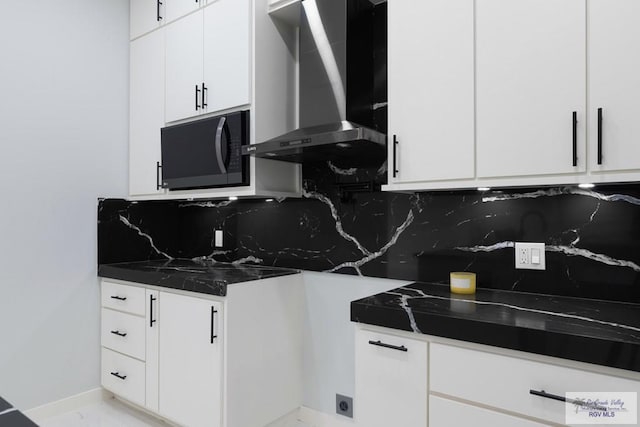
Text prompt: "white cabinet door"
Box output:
[[203, 0, 251, 115], [355, 329, 428, 427], [165, 11, 204, 123], [130, 0, 162, 40], [165, 0, 201, 23], [476, 0, 586, 178], [429, 396, 547, 427], [130, 30, 165, 196], [388, 0, 474, 183], [145, 289, 160, 412], [589, 0, 640, 173], [159, 292, 223, 427]]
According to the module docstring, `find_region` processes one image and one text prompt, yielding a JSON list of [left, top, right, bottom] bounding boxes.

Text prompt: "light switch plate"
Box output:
[[514, 242, 546, 270], [214, 230, 223, 248]]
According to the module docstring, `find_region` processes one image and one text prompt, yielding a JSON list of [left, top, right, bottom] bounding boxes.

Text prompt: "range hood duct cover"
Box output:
[[244, 0, 387, 165]]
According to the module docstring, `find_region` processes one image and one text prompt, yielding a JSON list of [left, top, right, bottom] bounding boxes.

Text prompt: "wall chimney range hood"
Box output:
[[243, 0, 387, 166]]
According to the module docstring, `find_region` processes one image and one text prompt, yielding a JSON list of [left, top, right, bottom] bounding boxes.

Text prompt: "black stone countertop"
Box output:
[[351, 282, 640, 373], [98, 259, 301, 297], [0, 397, 38, 427]]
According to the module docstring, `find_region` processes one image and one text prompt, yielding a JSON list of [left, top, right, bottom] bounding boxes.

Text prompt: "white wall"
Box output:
[[0, 1, 129, 409], [302, 271, 410, 416]]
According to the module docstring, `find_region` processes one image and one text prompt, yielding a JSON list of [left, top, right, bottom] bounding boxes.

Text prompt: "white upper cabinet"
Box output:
[[130, 0, 164, 39], [165, 0, 201, 23], [130, 29, 165, 196], [165, 12, 204, 123], [388, 0, 474, 184], [165, 0, 251, 123], [202, 0, 251, 115], [476, 0, 586, 178], [588, 0, 640, 174]]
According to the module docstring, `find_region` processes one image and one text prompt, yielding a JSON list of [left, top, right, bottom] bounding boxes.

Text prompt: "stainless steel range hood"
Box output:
[[243, 0, 387, 166]]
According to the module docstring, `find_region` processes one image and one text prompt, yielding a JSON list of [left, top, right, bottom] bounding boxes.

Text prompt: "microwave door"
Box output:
[[161, 116, 229, 190]]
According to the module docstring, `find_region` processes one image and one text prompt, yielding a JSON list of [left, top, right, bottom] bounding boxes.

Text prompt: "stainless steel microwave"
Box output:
[[160, 110, 250, 190]]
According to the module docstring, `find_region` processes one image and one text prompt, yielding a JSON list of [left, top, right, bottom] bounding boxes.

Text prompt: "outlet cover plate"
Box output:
[[336, 394, 353, 418], [214, 230, 223, 248], [515, 242, 546, 270]]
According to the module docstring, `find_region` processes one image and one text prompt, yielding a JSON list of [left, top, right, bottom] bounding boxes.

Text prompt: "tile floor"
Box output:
[[37, 397, 311, 427]]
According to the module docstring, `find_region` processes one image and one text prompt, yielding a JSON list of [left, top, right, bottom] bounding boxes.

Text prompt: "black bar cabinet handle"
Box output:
[[195, 85, 201, 110], [110, 372, 127, 380], [392, 135, 399, 178], [110, 330, 127, 337], [201, 83, 208, 108], [572, 111, 578, 167], [110, 295, 126, 301], [150, 295, 157, 327], [210, 307, 218, 343], [597, 108, 603, 165], [156, 162, 162, 190], [530, 389, 607, 411], [368, 340, 407, 352], [156, 0, 163, 21]]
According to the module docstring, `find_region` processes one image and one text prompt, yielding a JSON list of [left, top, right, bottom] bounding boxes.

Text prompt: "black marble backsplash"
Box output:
[[99, 163, 640, 303]]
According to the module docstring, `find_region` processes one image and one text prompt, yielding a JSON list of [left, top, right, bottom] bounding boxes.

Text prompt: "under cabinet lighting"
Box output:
[[265, 198, 274, 202], [228, 196, 238, 201], [477, 187, 491, 192], [578, 183, 595, 189]]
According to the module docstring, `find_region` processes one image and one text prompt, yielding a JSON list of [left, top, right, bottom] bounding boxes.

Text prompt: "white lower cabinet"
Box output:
[[355, 329, 428, 427], [430, 343, 640, 426], [355, 326, 640, 427], [429, 396, 547, 427], [158, 292, 223, 427], [101, 348, 146, 407], [100, 275, 303, 427]]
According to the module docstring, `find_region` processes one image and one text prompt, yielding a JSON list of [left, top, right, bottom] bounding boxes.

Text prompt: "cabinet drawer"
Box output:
[[101, 348, 145, 407], [101, 281, 146, 316], [430, 343, 640, 425], [355, 329, 428, 427], [101, 308, 146, 360], [429, 395, 547, 427]]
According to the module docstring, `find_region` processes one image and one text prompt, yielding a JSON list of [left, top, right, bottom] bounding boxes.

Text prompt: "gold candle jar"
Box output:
[[450, 272, 476, 295]]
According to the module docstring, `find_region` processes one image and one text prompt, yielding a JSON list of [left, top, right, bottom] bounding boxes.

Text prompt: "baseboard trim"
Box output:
[[24, 388, 113, 422], [299, 406, 356, 427]]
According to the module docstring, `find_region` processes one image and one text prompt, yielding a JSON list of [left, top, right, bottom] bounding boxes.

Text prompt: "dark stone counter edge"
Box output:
[[98, 267, 228, 296], [97, 266, 302, 297], [351, 302, 640, 373]]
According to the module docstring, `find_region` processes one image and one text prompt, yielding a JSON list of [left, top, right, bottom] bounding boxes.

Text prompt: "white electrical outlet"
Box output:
[[214, 229, 223, 248], [514, 242, 545, 270]]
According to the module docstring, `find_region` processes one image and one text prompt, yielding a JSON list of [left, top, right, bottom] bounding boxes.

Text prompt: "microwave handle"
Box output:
[[215, 116, 227, 174]]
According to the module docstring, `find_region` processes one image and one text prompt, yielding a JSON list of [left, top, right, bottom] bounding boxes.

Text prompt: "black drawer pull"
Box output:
[[156, 162, 162, 190], [110, 330, 127, 337], [529, 389, 607, 411], [392, 135, 399, 178], [210, 307, 218, 343], [597, 107, 603, 165], [572, 111, 578, 167], [368, 340, 407, 352], [110, 372, 127, 380], [202, 83, 208, 108], [195, 85, 201, 110], [110, 295, 126, 301], [150, 294, 157, 328], [156, 0, 163, 21]]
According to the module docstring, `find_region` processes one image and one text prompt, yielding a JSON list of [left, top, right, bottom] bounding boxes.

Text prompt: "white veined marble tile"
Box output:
[[38, 397, 312, 427], [37, 398, 168, 427]]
